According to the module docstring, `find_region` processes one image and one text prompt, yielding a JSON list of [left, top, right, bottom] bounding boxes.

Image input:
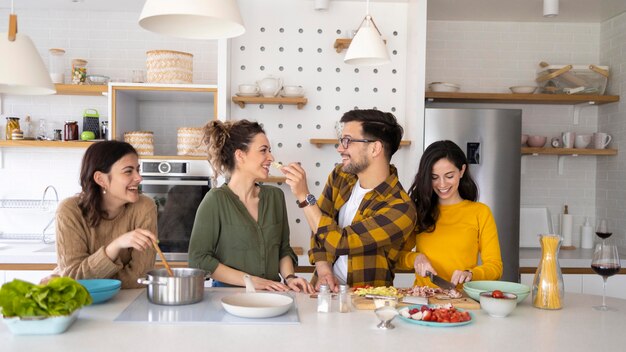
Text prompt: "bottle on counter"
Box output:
[[581, 217, 594, 249], [37, 119, 47, 140], [317, 284, 331, 313], [49, 48, 66, 84], [23, 115, 33, 139], [5, 117, 20, 140], [338, 284, 350, 313], [71, 59, 87, 84], [64, 120, 79, 141]]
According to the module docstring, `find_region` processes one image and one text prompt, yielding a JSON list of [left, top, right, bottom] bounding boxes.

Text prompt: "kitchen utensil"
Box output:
[[238, 84, 259, 94], [257, 76, 283, 97], [428, 82, 460, 92], [479, 291, 518, 317], [562, 132, 575, 148], [221, 293, 293, 318], [374, 306, 398, 329], [509, 86, 536, 94], [82, 109, 100, 139], [281, 85, 304, 96], [526, 135, 547, 147], [574, 134, 591, 149], [593, 132, 612, 149], [85, 74, 110, 85], [137, 268, 207, 305], [77, 279, 121, 304], [463, 281, 530, 303], [243, 274, 256, 293], [426, 271, 456, 290], [153, 240, 173, 276]]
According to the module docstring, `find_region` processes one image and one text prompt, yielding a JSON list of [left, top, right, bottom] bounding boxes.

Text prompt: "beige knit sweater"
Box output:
[[53, 194, 157, 289]]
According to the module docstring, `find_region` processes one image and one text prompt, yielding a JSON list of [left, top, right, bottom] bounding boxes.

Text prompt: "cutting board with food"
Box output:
[[351, 286, 480, 310]]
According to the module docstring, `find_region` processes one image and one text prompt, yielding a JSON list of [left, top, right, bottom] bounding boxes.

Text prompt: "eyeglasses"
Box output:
[[338, 137, 379, 149]]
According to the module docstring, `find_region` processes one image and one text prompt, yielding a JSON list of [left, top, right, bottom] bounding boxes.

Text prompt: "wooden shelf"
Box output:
[[54, 84, 107, 96], [232, 96, 307, 109], [0, 140, 96, 148], [310, 138, 412, 148], [522, 147, 617, 156], [425, 92, 620, 105]]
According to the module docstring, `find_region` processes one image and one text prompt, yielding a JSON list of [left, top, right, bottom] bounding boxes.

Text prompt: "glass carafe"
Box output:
[[532, 234, 564, 309]]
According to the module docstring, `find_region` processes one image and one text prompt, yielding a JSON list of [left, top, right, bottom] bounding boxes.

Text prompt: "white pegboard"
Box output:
[[230, 0, 409, 249]]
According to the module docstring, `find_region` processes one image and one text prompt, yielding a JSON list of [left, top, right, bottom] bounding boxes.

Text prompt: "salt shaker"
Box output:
[[338, 284, 350, 313], [317, 284, 331, 313]]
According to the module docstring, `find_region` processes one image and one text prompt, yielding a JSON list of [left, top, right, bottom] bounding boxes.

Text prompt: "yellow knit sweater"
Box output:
[[398, 200, 503, 287]]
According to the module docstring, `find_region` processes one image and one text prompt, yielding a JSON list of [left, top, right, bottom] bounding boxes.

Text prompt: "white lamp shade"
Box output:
[[543, 0, 559, 17], [139, 0, 245, 40], [344, 18, 390, 67], [0, 33, 55, 95]]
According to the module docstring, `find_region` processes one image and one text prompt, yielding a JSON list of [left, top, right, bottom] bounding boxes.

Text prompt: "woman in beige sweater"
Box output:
[[52, 141, 157, 288]]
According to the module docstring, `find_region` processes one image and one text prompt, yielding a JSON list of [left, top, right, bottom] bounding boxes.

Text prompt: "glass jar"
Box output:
[[49, 48, 66, 84], [338, 284, 350, 313], [64, 121, 79, 141], [5, 117, 20, 140], [532, 234, 564, 310], [37, 119, 47, 140], [317, 284, 331, 313], [71, 59, 87, 84], [100, 121, 109, 140]]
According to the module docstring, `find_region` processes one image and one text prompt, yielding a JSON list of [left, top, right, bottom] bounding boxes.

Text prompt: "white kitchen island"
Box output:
[[2, 288, 626, 352]]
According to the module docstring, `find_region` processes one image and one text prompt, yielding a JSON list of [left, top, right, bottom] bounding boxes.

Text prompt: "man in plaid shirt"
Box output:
[[280, 109, 417, 291]]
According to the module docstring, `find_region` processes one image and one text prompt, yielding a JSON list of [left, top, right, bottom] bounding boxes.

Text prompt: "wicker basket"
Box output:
[[124, 131, 154, 156], [146, 50, 193, 84], [177, 127, 207, 156]]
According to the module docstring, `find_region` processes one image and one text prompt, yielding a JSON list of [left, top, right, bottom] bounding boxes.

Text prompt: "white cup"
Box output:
[[574, 134, 591, 149], [593, 132, 612, 149], [238, 84, 259, 94], [561, 132, 576, 148], [282, 85, 304, 96]]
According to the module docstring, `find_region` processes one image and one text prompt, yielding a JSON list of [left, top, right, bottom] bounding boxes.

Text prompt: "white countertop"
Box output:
[[2, 288, 626, 352], [2, 241, 625, 269]]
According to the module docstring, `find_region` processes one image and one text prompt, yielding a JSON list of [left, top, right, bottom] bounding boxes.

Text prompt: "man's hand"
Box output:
[[280, 162, 311, 201], [315, 261, 339, 292]]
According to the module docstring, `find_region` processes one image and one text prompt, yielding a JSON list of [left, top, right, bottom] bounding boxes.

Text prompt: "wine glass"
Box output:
[[595, 218, 613, 243], [590, 243, 621, 311]]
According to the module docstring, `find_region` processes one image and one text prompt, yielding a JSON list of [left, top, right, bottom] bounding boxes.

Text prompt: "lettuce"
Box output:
[[0, 277, 92, 318]]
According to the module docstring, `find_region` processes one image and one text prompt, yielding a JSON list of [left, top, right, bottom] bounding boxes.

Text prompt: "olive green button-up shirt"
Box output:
[[188, 184, 297, 282]]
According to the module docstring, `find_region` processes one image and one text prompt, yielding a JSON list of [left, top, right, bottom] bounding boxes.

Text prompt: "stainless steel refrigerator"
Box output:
[[424, 108, 521, 282]]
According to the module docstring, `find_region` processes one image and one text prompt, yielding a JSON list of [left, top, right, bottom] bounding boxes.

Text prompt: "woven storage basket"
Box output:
[[124, 131, 154, 156], [146, 50, 193, 84], [177, 127, 207, 156]]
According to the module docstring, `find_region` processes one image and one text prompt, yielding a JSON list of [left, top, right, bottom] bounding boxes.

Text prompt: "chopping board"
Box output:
[[351, 291, 480, 310]]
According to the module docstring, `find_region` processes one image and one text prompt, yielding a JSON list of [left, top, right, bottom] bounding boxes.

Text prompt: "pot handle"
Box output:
[[137, 278, 166, 286]]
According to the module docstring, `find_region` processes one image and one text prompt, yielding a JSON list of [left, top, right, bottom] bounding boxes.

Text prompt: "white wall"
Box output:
[[426, 20, 606, 247]]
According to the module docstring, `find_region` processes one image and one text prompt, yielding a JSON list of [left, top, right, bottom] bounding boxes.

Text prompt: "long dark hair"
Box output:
[[203, 119, 265, 177], [78, 141, 138, 227], [340, 109, 403, 161], [407, 140, 478, 233]]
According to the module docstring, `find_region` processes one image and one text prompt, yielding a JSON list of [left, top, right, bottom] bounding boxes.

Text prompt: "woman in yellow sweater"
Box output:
[[399, 140, 502, 287]]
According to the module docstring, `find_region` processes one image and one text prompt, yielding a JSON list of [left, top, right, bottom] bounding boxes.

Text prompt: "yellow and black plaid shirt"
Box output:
[[309, 164, 417, 287]]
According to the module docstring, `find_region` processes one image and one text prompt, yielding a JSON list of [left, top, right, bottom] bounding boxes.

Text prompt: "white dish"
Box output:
[[280, 94, 304, 98], [429, 82, 460, 93], [2, 310, 79, 335], [236, 92, 260, 97], [509, 86, 537, 94], [221, 293, 293, 318]]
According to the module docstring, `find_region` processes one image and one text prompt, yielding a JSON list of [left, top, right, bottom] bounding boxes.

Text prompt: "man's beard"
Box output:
[[342, 153, 369, 175]]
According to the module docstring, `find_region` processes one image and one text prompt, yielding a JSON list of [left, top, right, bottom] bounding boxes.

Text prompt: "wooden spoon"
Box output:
[[152, 240, 173, 277]]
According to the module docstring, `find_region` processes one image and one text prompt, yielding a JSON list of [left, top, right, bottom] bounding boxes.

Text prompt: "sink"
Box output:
[[36, 245, 57, 253]]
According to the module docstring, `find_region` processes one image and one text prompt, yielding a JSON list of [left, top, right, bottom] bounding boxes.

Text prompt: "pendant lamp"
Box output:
[[0, 1, 55, 95], [344, 0, 390, 66], [543, 0, 559, 18], [139, 0, 245, 40]]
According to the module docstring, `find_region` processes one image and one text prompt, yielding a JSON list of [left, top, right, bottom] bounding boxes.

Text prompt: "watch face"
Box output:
[[305, 194, 316, 205]]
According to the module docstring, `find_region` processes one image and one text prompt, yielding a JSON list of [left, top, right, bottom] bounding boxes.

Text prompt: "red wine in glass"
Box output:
[[595, 232, 612, 240], [591, 263, 620, 278]]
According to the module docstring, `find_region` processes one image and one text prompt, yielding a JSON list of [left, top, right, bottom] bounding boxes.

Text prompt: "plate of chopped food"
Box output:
[[398, 304, 473, 327]]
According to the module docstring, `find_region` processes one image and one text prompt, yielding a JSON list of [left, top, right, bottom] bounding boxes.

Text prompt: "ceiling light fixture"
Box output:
[[0, 0, 55, 95], [543, 0, 559, 18], [139, 0, 245, 40], [344, 0, 390, 67]]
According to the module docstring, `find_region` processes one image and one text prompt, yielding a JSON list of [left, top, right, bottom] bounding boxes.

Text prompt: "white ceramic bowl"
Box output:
[[510, 86, 537, 94], [464, 281, 530, 303], [479, 291, 518, 317], [429, 82, 460, 93], [527, 135, 547, 148], [221, 293, 293, 318], [2, 310, 79, 335]]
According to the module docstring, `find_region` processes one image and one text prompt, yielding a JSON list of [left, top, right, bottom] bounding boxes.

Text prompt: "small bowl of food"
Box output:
[[526, 135, 547, 148], [509, 86, 537, 94], [479, 291, 518, 318], [429, 82, 460, 93]]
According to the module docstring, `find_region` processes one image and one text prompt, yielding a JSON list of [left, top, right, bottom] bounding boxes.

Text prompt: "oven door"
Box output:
[[140, 178, 210, 255]]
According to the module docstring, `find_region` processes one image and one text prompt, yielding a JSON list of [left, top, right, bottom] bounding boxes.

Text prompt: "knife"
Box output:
[[426, 271, 456, 290]]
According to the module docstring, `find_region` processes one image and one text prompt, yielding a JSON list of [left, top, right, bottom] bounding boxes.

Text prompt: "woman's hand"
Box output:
[[450, 269, 473, 285], [413, 253, 436, 277], [251, 276, 290, 292], [286, 276, 315, 294], [106, 228, 157, 261]]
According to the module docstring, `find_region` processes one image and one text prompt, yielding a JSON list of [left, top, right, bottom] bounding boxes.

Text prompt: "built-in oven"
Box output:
[[140, 159, 212, 260]]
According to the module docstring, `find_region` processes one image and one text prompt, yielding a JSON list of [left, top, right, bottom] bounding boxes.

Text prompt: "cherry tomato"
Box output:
[[492, 290, 505, 298]]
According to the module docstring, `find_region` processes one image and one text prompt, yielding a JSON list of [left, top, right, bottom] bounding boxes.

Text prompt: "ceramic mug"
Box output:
[[562, 132, 576, 148], [238, 84, 259, 94], [574, 134, 591, 149], [593, 132, 612, 149], [282, 85, 304, 96]]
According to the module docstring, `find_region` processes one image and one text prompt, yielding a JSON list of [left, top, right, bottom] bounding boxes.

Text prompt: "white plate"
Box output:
[[221, 293, 293, 318], [280, 94, 304, 98], [236, 92, 260, 97]]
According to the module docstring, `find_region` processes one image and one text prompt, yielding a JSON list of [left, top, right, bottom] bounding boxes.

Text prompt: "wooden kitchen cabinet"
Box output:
[[425, 92, 620, 105]]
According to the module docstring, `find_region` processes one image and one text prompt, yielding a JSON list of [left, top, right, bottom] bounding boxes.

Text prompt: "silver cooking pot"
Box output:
[[138, 268, 208, 305]]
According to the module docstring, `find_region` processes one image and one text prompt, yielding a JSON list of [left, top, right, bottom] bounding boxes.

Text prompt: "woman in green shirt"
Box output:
[[188, 120, 313, 293]]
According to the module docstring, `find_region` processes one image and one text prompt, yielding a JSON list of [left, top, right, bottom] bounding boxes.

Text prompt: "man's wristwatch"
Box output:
[[283, 274, 298, 284], [297, 194, 316, 208]]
